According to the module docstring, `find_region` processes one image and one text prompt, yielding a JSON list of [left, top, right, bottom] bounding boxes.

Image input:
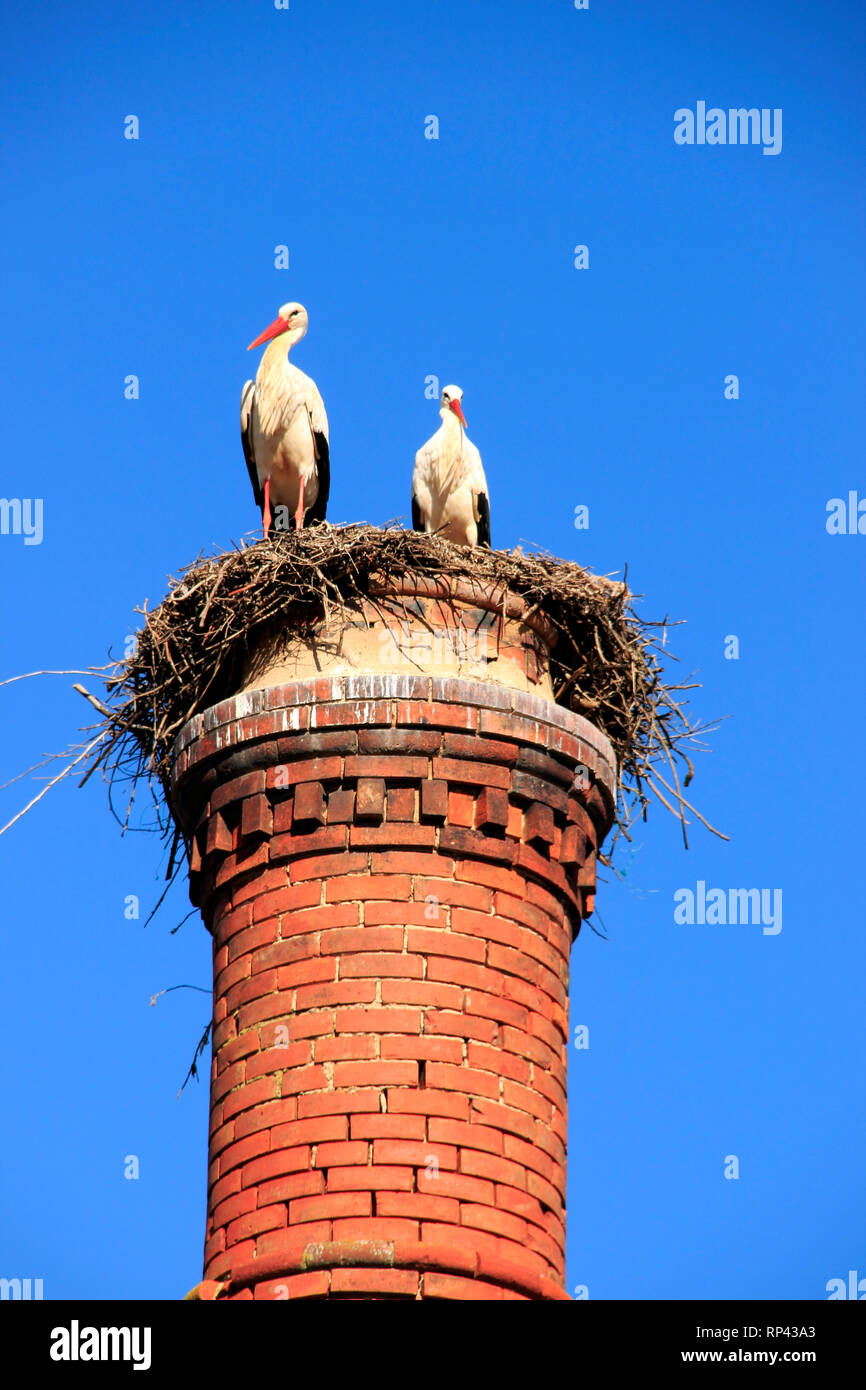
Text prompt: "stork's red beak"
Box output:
[[450, 399, 467, 427], [247, 316, 289, 351]]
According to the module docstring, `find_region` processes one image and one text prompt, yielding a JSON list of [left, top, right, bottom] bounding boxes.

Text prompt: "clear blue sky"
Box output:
[[1, 0, 863, 1300]]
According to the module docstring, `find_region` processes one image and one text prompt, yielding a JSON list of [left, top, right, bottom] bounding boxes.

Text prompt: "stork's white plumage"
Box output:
[[240, 302, 330, 537], [412, 385, 491, 547]]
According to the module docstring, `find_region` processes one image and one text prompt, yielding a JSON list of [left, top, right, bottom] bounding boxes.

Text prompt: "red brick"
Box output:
[[331, 1216, 419, 1243], [360, 728, 440, 755], [362, 900, 443, 927], [464, 988, 528, 1030], [426, 957, 502, 992], [444, 734, 517, 766], [415, 879, 492, 912], [211, 1188, 256, 1230], [428, 1118, 503, 1156], [502, 1078, 553, 1123], [376, 1191, 460, 1222], [314, 1034, 377, 1062], [293, 781, 327, 827], [460, 1203, 528, 1243], [488, 943, 540, 986], [326, 1165, 413, 1192], [526, 1171, 563, 1213], [237, 795, 269, 842], [339, 953, 423, 980], [425, 1062, 500, 1101], [423, 1272, 515, 1301], [382, 980, 463, 1010], [294, 980, 377, 1010], [459, 1149, 527, 1189], [467, 1041, 531, 1085], [268, 1115, 348, 1149], [371, 1140, 457, 1169], [313, 1140, 369, 1168], [254, 1271, 330, 1300], [350, 823, 437, 851], [326, 875, 411, 903], [322, 926, 404, 957], [211, 771, 266, 814], [524, 802, 555, 848], [271, 825, 348, 862], [417, 1169, 495, 1205], [350, 1114, 426, 1141], [289, 851, 367, 884], [396, 701, 478, 733], [225, 967, 279, 1010], [330, 1267, 418, 1296], [347, 755, 428, 781], [433, 757, 511, 790], [468, 1098, 536, 1142], [221, 1076, 276, 1119], [326, 787, 356, 824], [209, 1170, 242, 1209], [495, 1183, 546, 1224], [332, 1060, 417, 1088], [257, 1170, 324, 1206], [420, 779, 449, 821], [226, 1204, 287, 1244], [451, 906, 520, 949], [240, 1146, 311, 1188], [405, 926, 486, 963], [282, 904, 361, 938], [386, 786, 416, 821], [336, 1007, 422, 1034], [355, 777, 385, 820], [448, 788, 475, 828], [311, 699, 392, 729], [290, 1192, 372, 1223], [274, 958, 334, 992], [298, 1091, 381, 1118], [424, 1010, 498, 1043], [218, 1133, 271, 1176], [214, 900, 253, 941], [501, 1134, 558, 1183], [380, 1036, 463, 1064], [226, 920, 280, 964], [266, 756, 342, 789], [474, 786, 510, 831], [387, 1089, 470, 1121], [233, 1095, 303, 1137], [206, 810, 232, 856]]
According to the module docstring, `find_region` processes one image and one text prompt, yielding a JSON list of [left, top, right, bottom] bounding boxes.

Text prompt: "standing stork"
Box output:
[[412, 385, 491, 547], [240, 302, 330, 537]]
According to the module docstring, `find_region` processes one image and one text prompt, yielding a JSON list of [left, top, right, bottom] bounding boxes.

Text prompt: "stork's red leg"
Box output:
[[294, 477, 306, 530], [262, 478, 272, 538]]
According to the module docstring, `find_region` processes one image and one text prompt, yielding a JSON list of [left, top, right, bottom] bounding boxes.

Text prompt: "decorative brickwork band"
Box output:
[[171, 673, 616, 1301]]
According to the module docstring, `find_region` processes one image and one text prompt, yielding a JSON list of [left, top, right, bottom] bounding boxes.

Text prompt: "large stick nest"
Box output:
[[14, 522, 719, 864]]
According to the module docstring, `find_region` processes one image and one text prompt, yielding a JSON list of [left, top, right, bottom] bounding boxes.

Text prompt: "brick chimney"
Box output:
[[172, 574, 616, 1300]]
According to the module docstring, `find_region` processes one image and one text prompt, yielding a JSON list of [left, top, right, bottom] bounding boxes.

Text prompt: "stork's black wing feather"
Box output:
[[411, 492, 424, 532], [240, 381, 263, 510], [476, 492, 491, 548], [305, 432, 330, 525]]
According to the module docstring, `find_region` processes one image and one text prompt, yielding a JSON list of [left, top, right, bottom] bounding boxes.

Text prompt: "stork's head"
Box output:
[[440, 384, 467, 427], [247, 302, 309, 351]]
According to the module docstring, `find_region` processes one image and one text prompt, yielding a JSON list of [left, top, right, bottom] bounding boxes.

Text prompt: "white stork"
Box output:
[[240, 302, 330, 537], [412, 385, 491, 547]]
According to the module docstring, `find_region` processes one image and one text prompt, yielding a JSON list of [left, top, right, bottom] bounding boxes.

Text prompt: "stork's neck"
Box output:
[[262, 328, 303, 369], [439, 407, 464, 439]]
